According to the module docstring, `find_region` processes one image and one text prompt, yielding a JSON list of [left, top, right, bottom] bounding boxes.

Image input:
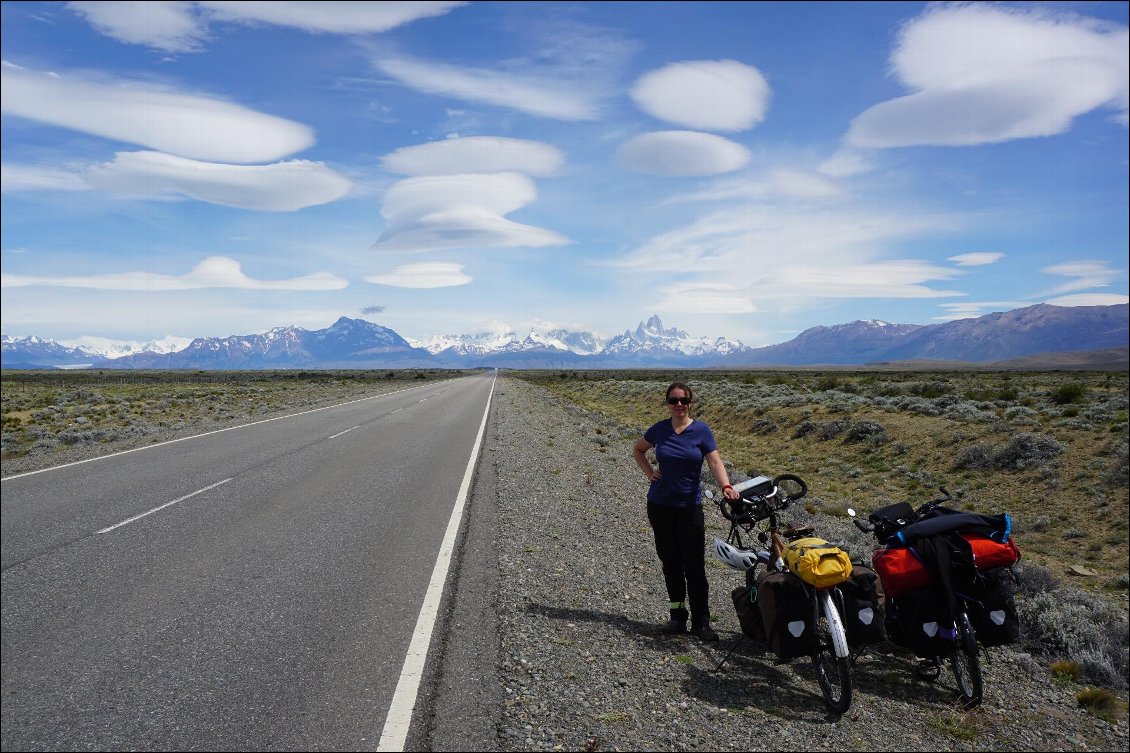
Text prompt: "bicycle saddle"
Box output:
[[784, 525, 815, 538]]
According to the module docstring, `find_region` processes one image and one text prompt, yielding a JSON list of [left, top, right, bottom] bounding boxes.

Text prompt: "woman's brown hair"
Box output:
[[665, 382, 693, 402]]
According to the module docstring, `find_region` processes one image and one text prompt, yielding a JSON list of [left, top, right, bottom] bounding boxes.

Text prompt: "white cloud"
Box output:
[[1044, 293, 1130, 307], [373, 54, 599, 121], [653, 283, 758, 314], [660, 168, 843, 207], [82, 151, 354, 211], [819, 147, 874, 178], [617, 131, 750, 177], [199, 1, 465, 33], [949, 252, 1003, 266], [67, 1, 466, 52], [365, 262, 471, 288], [373, 173, 570, 252], [847, 4, 1129, 148], [382, 136, 564, 177], [1, 64, 313, 163], [630, 60, 770, 132], [1, 256, 347, 290], [934, 301, 1028, 320], [1040, 260, 1121, 295], [1, 163, 90, 192], [614, 201, 965, 313], [67, 1, 207, 53]]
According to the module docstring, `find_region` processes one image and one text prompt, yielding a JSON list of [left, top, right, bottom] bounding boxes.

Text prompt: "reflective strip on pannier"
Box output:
[[756, 571, 814, 659]]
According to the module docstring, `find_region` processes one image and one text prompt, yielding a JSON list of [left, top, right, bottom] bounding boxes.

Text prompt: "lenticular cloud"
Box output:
[[382, 137, 564, 177], [374, 137, 571, 252], [630, 60, 770, 132], [0, 64, 313, 164], [83, 151, 354, 212], [617, 131, 750, 177], [372, 173, 569, 252], [847, 4, 1129, 148]]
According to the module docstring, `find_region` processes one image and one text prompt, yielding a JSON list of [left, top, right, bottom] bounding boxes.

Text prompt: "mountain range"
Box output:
[[2, 303, 1127, 370]]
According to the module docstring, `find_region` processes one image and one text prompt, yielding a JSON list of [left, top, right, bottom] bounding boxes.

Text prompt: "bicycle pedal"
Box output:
[[914, 660, 941, 680]]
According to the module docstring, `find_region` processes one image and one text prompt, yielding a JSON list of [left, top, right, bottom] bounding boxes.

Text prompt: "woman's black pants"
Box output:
[[647, 503, 709, 619]]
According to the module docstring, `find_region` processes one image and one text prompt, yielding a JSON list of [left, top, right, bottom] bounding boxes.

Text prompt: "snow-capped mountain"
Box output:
[[1, 334, 99, 367], [61, 335, 195, 359], [603, 315, 747, 359], [412, 326, 608, 357], [4, 304, 1126, 370]]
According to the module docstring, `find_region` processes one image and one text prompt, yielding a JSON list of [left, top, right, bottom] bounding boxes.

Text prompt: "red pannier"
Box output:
[[962, 533, 1021, 570], [872, 547, 931, 598]]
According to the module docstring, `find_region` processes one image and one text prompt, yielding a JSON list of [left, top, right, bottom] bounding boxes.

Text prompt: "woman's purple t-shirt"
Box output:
[[644, 419, 718, 507]]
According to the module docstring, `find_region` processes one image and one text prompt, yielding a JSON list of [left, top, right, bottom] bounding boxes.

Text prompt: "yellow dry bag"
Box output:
[[783, 537, 853, 588]]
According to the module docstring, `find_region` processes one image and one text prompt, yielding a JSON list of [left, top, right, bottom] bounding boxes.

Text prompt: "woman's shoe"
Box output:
[[691, 618, 719, 642], [659, 607, 689, 634]]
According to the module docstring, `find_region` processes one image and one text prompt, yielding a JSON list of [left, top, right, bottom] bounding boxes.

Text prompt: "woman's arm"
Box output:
[[633, 437, 660, 481], [705, 449, 739, 500]]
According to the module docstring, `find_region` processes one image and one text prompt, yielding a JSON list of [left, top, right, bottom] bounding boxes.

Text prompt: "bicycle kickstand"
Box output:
[[712, 635, 747, 672]]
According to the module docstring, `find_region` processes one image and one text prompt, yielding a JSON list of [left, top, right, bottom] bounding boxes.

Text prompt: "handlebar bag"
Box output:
[[783, 537, 853, 588], [870, 501, 916, 526], [872, 545, 932, 597], [730, 584, 768, 643], [840, 564, 887, 646], [962, 533, 1021, 571], [756, 571, 814, 659]]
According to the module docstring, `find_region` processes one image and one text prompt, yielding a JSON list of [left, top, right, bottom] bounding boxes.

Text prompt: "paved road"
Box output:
[[1, 373, 495, 751]]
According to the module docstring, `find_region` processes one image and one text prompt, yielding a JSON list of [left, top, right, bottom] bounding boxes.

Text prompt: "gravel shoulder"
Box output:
[[483, 377, 1129, 752]]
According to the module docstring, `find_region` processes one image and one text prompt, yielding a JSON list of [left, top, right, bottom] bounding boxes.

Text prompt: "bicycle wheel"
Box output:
[[773, 473, 807, 502], [949, 612, 983, 709], [812, 589, 852, 714]]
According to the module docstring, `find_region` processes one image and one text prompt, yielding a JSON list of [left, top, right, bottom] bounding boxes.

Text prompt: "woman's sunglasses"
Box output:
[[666, 396, 691, 405]]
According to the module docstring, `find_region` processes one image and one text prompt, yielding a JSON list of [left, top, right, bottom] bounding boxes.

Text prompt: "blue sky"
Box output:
[[2, 1, 1127, 350]]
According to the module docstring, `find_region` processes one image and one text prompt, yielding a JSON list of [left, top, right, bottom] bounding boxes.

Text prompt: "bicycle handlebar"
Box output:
[[715, 473, 807, 524]]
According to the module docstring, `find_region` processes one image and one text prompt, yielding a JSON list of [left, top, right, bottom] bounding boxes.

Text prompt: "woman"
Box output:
[[633, 382, 739, 641]]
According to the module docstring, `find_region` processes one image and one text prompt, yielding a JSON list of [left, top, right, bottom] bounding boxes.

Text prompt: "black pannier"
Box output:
[[963, 567, 1020, 647], [757, 571, 814, 659], [730, 584, 767, 643], [888, 586, 954, 658], [840, 564, 886, 646]]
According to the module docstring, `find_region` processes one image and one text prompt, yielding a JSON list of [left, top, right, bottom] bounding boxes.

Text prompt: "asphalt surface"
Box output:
[[1, 373, 496, 751]]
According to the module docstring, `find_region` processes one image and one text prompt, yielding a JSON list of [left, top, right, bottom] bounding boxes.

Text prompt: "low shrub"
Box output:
[[845, 419, 890, 446], [954, 433, 1065, 471], [1019, 586, 1129, 689], [1076, 687, 1119, 722], [1050, 383, 1087, 405]]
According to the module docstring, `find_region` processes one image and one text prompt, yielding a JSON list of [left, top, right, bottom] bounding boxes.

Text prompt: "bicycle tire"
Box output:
[[812, 589, 852, 714], [949, 612, 983, 709], [773, 473, 807, 502]]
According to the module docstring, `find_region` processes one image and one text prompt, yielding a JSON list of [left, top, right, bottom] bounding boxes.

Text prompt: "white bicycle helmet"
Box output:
[[712, 537, 760, 571]]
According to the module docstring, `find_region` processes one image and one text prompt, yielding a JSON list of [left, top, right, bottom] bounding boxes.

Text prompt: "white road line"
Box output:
[[329, 426, 360, 439], [390, 408, 403, 414], [1, 381, 452, 482], [96, 478, 232, 534], [377, 376, 495, 752]]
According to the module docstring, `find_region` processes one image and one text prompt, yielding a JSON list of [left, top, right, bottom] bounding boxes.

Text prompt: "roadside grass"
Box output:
[[1, 369, 464, 469]]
